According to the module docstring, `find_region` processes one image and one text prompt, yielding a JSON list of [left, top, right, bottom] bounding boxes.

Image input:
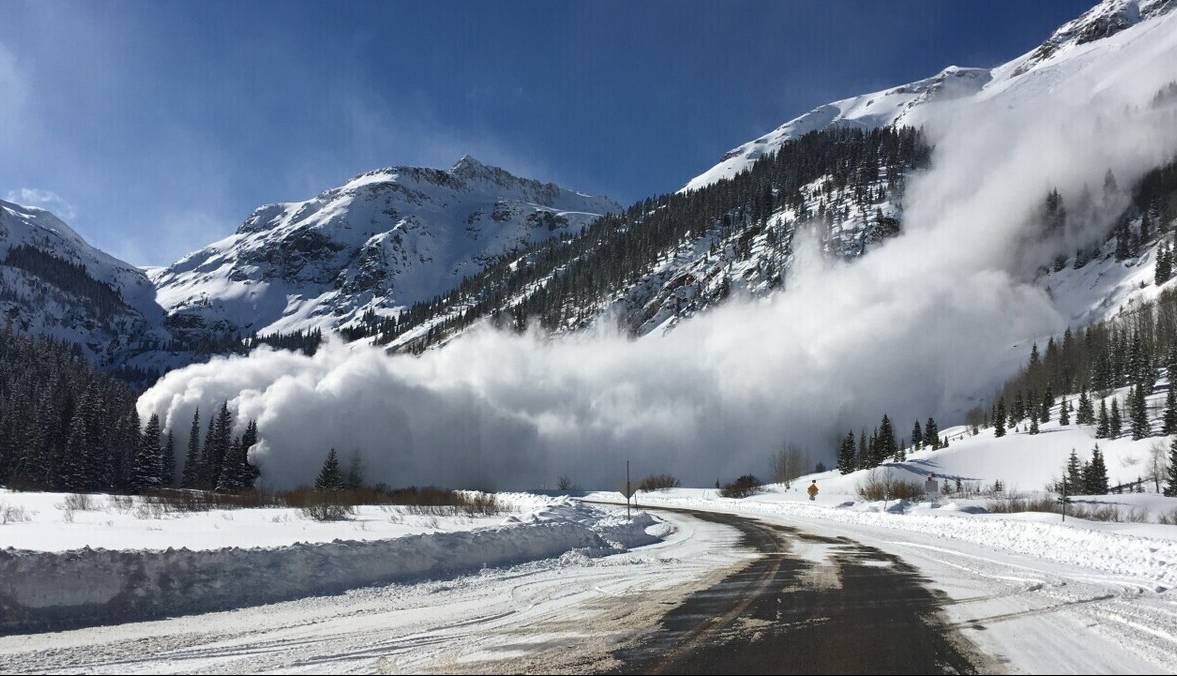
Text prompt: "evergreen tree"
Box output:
[[994, 399, 1007, 438], [201, 402, 233, 489], [1041, 389, 1052, 423], [1065, 449, 1084, 495], [1165, 377, 1177, 434], [315, 448, 345, 492], [1087, 444, 1110, 494], [911, 420, 922, 449], [1060, 397, 1071, 426], [1111, 398, 1123, 437], [217, 420, 259, 492], [874, 414, 898, 466], [1165, 437, 1177, 497], [837, 432, 857, 474], [345, 452, 365, 490], [1029, 414, 1039, 435], [131, 413, 163, 492], [181, 408, 202, 488], [1097, 399, 1111, 438], [1131, 383, 1150, 440], [924, 417, 939, 449], [1157, 241, 1173, 286], [1078, 388, 1095, 425]]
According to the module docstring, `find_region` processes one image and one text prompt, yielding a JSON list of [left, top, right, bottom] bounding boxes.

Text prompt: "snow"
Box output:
[[0, 494, 672, 634], [0, 198, 174, 368], [0, 508, 746, 673], [682, 0, 1177, 192], [0, 490, 555, 552], [151, 157, 620, 338]]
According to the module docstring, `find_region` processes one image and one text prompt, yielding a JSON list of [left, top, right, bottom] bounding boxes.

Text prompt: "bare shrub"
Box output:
[[140, 489, 285, 513], [300, 495, 354, 522], [62, 493, 95, 511], [720, 475, 763, 499], [0, 503, 30, 525], [1157, 509, 1177, 525], [108, 495, 135, 513], [638, 474, 681, 492], [857, 472, 925, 502], [988, 496, 1148, 522], [986, 495, 1056, 514]]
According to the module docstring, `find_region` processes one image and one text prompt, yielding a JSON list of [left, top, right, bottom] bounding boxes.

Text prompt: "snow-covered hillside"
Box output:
[[683, 0, 1176, 192], [151, 157, 618, 338], [0, 200, 170, 369]]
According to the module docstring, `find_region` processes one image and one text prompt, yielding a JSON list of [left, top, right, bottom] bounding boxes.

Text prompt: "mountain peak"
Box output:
[[450, 154, 493, 179]]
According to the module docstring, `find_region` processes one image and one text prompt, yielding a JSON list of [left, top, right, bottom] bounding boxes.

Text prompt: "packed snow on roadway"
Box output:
[[589, 394, 1177, 589]]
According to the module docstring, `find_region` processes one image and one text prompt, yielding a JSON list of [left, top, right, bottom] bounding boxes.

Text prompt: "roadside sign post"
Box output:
[[1058, 482, 1070, 523], [618, 460, 637, 520]]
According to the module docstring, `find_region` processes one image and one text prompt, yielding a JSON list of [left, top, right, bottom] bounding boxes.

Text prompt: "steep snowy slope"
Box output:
[[684, 0, 1176, 192], [683, 66, 989, 191], [0, 200, 170, 369], [151, 157, 618, 338]]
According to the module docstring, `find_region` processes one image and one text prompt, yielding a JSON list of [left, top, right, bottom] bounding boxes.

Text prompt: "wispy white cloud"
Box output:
[[4, 187, 76, 220]]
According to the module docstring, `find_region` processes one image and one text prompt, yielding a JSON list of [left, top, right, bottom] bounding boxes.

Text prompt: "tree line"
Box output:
[[0, 326, 259, 493]]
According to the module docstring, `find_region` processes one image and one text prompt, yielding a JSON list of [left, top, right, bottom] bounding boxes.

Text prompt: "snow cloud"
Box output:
[[4, 188, 77, 221], [138, 18, 1177, 490]]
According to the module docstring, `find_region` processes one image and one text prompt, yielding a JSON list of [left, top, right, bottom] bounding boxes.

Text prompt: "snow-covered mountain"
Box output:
[[0, 200, 170, 370], [684, 0, 1176, 192], [150, 156, 618, 338]]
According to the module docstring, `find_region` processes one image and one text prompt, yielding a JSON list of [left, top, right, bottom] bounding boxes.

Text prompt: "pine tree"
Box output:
[[911, 420, 922, 449], [837, 431, 856, 474], [1078, 388, 1095, 424], [994, 398, 1007, 438], [345, 452, 365, 490], [857, 429, 868, 470], [1165, 377, 1177, 434], [1110, 398, 1123, 437], [1131, 383, 1150, 440], [1097, 399, 1110, 438], [1041, 389, 1052, 423], [315, 448, 345, 492], [875, 414, 897, 466], [1029, 414, 1039, 435], [216, 420, 259, 492], [1060, 397, 1071, 426], [1157, 241, 1173, 285], [200, 417, 216, 489], [208, 402, 233, 489], [162, 430, 176, 487], [1065, 449, 1084, 495], [131, 413, 163, 492], [1165, 437, 1177, 497], [924, 417, 939, 449], [1087, 444, 1110, 494], [182, 408, 201, 488]]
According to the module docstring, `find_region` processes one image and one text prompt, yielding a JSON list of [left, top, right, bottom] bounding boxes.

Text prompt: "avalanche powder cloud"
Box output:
[[138, 15, 1177, 489]]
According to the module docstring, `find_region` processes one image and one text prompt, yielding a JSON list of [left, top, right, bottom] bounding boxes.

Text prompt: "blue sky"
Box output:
[[0, 0, 1094, 266]]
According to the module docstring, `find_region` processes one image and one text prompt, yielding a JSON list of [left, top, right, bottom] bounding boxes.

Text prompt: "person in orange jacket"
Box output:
[[807, 480, 819, 501]]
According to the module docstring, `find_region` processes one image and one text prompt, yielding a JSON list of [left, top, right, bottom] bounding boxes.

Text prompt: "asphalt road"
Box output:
[[606, 507, 990, 675]]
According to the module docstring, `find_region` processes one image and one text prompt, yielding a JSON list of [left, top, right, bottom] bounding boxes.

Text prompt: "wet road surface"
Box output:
[[607, 507, 989, 675]]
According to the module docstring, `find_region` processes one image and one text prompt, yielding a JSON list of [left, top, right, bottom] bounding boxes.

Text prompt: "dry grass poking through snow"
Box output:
[[986, 495, 1149, 522]]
